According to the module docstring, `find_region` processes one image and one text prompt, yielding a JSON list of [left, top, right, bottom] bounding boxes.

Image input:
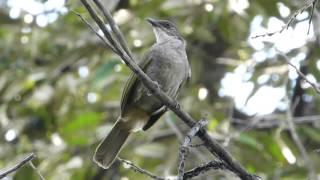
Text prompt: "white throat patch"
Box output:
[[153, 28, 171, 43]]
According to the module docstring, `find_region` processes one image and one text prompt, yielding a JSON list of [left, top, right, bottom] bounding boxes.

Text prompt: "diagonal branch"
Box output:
[[72, 10, 117, 53], [0, 153, 35, 179], [278, 52, 320, 94], [183, 160, 228, 179], [92, 0, 133, 59], [79, 0, 256, 179], [80, 0, 123, 56], [287, 61, 320, 94]]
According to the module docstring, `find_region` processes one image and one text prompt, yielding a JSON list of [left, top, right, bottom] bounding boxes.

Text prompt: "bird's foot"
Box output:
[[175, 102, 180, 109], [147, 81, 161, 96], [154, 81, 162, 90]]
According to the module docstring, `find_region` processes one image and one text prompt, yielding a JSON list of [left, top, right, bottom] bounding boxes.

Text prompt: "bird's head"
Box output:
[[147, 18, 183, 44]]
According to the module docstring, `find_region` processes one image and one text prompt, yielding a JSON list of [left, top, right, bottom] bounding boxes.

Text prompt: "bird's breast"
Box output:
[[146, 51, 187, 94]]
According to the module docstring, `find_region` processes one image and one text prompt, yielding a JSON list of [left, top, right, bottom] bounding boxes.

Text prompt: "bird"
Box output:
[[93, 18, 191, 169]]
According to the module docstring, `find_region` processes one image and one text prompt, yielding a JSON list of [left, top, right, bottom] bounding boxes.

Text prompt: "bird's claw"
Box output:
[[175, 102, 180, 109], [147, 81, 161, 96], [154, 81, 161, 89]]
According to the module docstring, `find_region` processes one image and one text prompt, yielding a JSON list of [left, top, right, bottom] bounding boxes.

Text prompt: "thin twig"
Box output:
[[80, 0, 123, 55], [29, 161, 45, 180], [72, 10, 117, 53], [0, 153, 35, 179], [92, 0, 133, 59], [252, 0, 317, 38], [278, 52, 320, 94], [165, 116, 207, 162], [165, 116, 184, 140], [308, 0, 319, 34], [117, 158, 165, 180], [79, 1, 256, 179], [183, 160, 227, 179], [287, 61, 320, 94], [232, 115, 320, 129], [189, 143, 205, 148], [285, 92, 316, 179], [178, 119, 208, 180]]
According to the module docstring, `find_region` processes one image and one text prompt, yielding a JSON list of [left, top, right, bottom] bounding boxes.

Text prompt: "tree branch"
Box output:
[[117, 158, 164, 180], [178, 119, 208, 180], [79, 1, 256, 179], [72, 10, 117, 53], [0, 153, 35, 179], [284, 95, 316, 180], [183, 160, 227, 179], [278, 52, 320, 94], [252, 0, 318, 38], [232, 115, 320, 129], [29, 161, 46, 180], [92, 0, 133, 59]]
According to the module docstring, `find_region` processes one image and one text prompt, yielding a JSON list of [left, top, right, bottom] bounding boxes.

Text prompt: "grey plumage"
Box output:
[[93, 119, 129, 168], [93, 18, 191, 169]]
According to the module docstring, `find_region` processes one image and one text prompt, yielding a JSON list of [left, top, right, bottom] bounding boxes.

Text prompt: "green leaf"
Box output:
[[208, 118, 218, 131], [238, 133, 262, 150], [63, 111, 102, 133], [62, 111, 103, 145]]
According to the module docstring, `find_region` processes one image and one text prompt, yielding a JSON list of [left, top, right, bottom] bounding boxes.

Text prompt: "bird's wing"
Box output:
[[142, 106, 167, 130], [120, 51, 153, 113]]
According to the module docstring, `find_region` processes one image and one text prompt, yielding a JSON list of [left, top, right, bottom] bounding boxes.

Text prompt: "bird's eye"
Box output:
[[162, 22, 171, 28]]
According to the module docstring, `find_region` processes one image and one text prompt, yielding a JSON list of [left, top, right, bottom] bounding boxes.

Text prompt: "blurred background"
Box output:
[[0, 0, 320, 179]]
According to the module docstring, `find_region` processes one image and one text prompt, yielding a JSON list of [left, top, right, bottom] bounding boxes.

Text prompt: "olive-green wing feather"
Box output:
[[120, 52, 153, 112]]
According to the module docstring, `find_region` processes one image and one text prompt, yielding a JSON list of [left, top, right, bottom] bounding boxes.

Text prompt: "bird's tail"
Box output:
[[93, 118, 130, 169]]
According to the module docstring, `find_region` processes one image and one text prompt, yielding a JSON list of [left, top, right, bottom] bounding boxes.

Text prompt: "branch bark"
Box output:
[[0, 153, 35, 179], [178, 119, 208, 180], [78, 1, 256, 179], [183, 160, 227, 179]]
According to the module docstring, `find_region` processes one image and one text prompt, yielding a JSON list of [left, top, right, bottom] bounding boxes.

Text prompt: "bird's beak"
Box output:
[[146, 18, 159, 27]]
